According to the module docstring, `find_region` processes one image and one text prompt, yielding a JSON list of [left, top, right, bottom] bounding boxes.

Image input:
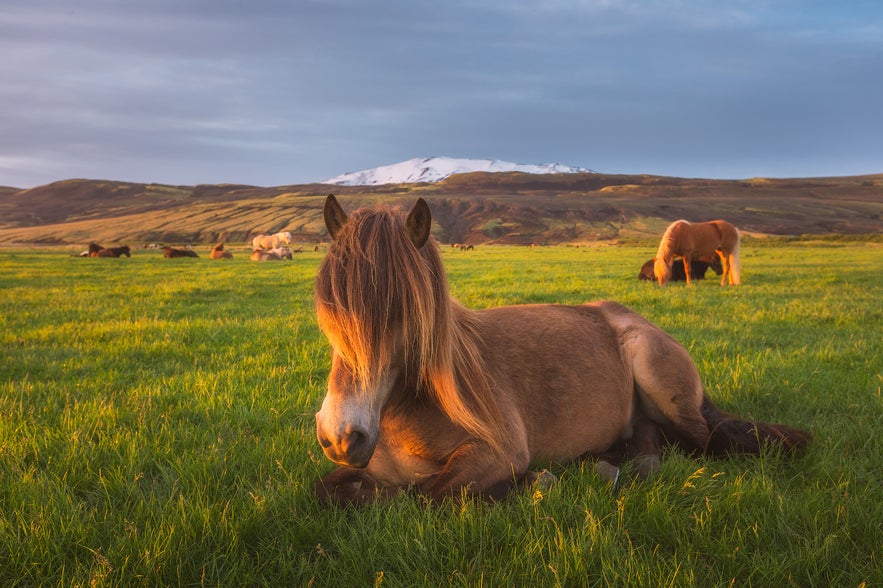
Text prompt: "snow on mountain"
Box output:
[[323, 157, 593, 186]]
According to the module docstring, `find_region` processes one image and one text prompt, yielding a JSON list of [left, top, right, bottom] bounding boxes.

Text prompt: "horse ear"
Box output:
[[323, 194, 348, 241], [405, 198, 432, 248]]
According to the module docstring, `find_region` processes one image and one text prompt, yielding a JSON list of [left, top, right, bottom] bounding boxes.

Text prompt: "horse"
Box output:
[[210, 243, 233, 259], [639, 255, 722, 282], [163, 246, 199, 258], [250, 248, 288, 261], [653, 220, 741, 286], [312, 195, 810, 505], [85, 243, 104, 257], [252, 231, 292, 250], [95, 245, 131, 258]]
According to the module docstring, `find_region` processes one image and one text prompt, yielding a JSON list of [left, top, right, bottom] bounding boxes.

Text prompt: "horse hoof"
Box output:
[[594, 461, 620, 483], [633, 455, 661, 479], [531, 469, 558, 490]]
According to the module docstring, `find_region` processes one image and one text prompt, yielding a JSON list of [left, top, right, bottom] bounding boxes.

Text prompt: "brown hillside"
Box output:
[[0, 172, 881, 246]]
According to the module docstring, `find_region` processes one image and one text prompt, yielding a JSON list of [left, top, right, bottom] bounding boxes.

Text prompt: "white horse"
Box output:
[[252, 231, 292, 250]]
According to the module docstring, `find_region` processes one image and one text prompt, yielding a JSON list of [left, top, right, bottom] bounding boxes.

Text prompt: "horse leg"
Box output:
[[626, 414, 663, 478], [682, 257, 692, 286], [314, 467, 400, 506], [624, 325, 712, 453], [717, 249, 730, 286], [424, 441, 530, 503]]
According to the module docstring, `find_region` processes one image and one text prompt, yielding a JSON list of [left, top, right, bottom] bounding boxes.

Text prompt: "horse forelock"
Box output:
[[314, 203, 508, 454], [315, 204, 441, 386]]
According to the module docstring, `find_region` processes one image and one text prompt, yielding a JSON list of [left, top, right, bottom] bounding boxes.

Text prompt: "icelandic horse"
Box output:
[[653, 220, 741, 286], [210, 243, 233, 259], [252, 231, 293, 250], [313, 195, 808, 505]]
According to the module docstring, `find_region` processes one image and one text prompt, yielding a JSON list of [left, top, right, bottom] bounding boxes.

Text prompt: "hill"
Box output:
[[0, 172, 881, 246]]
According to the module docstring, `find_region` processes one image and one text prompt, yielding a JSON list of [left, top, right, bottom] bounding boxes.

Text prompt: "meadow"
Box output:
[[1, 241, 880, 586]]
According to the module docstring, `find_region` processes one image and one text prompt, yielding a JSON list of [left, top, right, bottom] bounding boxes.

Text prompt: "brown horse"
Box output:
[[313, 195, 809, 505], [163, 246, 199, 258], [210, 243, 233, 259], [653, 220, 741, 286], [95, 245, 131, 258]]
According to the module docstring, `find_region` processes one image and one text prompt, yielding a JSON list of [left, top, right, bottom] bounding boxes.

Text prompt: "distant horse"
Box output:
[[163, 246, 199, 258], [250, 247, 289, 261], [210, 243, 233, 259], [85, 243, 104, 257], [252, 231, 292, 250], [96, 245, 131, 258], [654, 220, 741, 286], [312, 195, 809, 505], [639, 255, 722, 282]]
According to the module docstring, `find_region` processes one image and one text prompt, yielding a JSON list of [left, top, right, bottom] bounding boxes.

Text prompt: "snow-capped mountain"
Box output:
[[323, 157, 593, 186]]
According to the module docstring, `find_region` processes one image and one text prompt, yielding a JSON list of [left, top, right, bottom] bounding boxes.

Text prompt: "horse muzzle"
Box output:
[[315, 419, 376, 469]]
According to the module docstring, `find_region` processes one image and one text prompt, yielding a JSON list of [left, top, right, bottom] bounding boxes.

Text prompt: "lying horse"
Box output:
[[313, 195, 810, 505], [210, 243, 233, 259], [96, 245, 131, 258], [163, 246, 199, 258], [252, 231, 292, 250], [654, 219, 741, 286], [639, 256, 722, 282], [250, 247, 291, 261], [85, 243, 104, 257]]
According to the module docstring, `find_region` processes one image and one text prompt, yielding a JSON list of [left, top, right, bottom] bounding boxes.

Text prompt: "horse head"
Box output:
[[314, 195, 434, 468]]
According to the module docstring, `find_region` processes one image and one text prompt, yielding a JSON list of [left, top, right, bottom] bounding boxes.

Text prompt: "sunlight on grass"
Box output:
[[0, 243, 880, 586]]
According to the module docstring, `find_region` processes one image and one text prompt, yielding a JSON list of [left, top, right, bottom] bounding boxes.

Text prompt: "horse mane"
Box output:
[[315, 203, 508, 454], [654, 219, 687, 282]]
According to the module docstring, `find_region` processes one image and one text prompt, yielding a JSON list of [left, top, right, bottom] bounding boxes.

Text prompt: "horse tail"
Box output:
[[653, 221, 683, 285], [700, 395, 811, 457], [728, 229, 741, 285]]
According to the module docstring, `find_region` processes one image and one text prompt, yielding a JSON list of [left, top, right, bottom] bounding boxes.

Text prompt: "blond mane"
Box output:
[[653, 219, 687, 282], [315, 204, 508, 454]]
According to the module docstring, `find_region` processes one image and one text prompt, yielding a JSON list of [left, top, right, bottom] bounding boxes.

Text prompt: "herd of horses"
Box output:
[[81, 231, 300, 262], [312, 195, 807, 506], [81, 221, 743, 287]]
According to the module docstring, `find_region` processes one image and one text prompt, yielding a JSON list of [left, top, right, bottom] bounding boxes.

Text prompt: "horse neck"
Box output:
[[656, 220, 686, 261]]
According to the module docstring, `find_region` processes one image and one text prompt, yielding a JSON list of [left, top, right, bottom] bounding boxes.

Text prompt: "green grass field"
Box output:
[[1, 242, 881, 586]]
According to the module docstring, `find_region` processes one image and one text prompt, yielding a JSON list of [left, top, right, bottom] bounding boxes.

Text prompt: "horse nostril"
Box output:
[[341, 428, 368, 454], [318, 435, 332, 449]]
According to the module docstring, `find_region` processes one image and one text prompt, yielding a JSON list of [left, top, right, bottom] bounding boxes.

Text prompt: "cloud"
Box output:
[[0, 0, 881, 187]]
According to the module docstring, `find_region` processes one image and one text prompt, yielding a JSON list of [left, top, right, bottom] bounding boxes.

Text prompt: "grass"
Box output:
[[1, 242, 881, 586]]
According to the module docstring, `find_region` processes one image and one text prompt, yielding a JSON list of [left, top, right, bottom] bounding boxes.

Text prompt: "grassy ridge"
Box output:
[[1, 244, 881, 586]]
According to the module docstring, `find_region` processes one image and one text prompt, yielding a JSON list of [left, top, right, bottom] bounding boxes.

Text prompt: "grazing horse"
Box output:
[[639, 256, 722, 282], [313, 195, 809, 505], [210, 243, 233, 259], [163, 246, 199, 258], [654, 220, 741, 286], [252, 231, 292, 250]]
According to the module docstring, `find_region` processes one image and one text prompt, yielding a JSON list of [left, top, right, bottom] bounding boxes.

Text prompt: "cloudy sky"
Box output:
[[2, 0, 881, 188]]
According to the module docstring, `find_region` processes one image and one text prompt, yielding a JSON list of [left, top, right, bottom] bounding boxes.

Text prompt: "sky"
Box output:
[[2, 0, 882, 189]]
